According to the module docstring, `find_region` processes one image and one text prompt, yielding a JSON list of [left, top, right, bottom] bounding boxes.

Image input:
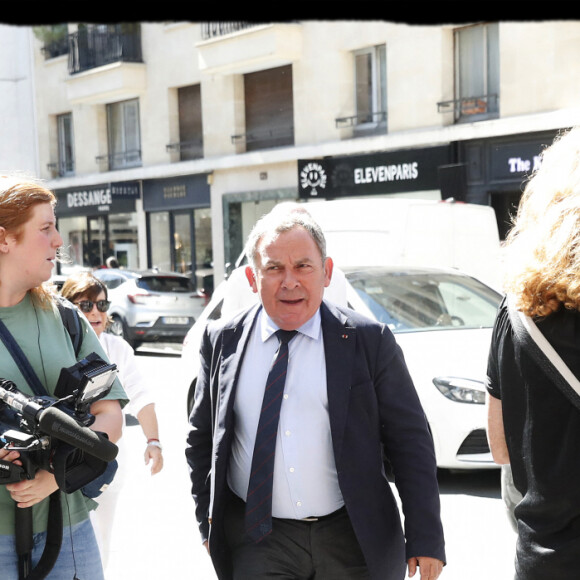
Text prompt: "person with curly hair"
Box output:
[[486, 127, 580, 579]]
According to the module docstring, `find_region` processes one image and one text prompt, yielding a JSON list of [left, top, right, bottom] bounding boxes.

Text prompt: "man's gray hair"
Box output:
[[244, 202, 327, 270]]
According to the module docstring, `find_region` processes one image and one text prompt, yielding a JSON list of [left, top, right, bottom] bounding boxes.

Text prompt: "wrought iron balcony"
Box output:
[[201, 22, 263, 40], [47, 161, 75, 178], [95, 150, 142, 171], [335, 111, 387, 128], [68, 25, 143, 75], [166, 139, 204, 161], [231, 125, 294, 151], [437, 94, 499, 117]]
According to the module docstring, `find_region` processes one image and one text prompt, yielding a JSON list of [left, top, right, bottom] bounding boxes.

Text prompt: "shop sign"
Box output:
[[54, 181, 139, 217], [489, 140, 549, 184], [298, 145, 450, 198], [142, 174, 210, 211]]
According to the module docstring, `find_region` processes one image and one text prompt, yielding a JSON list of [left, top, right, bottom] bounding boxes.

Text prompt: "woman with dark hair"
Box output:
[[0, 174, 127, 579], [61, 271, 163, 569], [487, 127, 580, 579]]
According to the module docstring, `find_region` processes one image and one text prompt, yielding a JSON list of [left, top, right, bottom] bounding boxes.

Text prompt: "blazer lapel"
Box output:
[[217, 304, 261, 431], [321, 301, 356, 462]]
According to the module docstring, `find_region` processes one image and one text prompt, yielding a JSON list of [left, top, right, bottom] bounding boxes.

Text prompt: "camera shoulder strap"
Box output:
[[0, 319, 46, 396], [0, 296, 84, 397], [55, 296, 83, 358]]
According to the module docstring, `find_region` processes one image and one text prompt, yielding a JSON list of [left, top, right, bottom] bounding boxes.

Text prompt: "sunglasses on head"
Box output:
[[74, 300, 111, 313]]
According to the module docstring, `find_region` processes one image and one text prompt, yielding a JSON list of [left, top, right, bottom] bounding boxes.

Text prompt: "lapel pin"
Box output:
[[342, 334, 348, 339]]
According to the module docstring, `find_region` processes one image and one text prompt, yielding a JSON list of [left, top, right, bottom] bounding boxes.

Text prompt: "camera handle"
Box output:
[[15, 492, 62, 580]]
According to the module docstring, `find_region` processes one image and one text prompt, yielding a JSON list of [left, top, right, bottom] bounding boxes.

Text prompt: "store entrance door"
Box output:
[[173, 211, 193, 275], [87, 215, 110, 268]]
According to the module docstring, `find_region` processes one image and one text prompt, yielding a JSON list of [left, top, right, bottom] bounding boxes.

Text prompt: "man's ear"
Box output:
[[323, 257, 333, 288], [245, 266, 258, 294]]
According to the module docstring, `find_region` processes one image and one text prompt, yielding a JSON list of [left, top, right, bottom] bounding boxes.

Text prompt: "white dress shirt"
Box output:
[[228, 308, 344, 519]]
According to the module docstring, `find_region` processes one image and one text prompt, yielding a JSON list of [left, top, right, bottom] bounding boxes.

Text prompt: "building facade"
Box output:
[[0, 24, 39, 176], [28, 20, 580, 289]]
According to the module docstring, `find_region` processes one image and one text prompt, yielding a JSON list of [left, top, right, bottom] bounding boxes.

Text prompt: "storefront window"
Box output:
[[150, 212, 171, 272], [148, 208, 212, 292], [194, 207, 213, 294], [174, 212, 192, 275], [58, 212, 139, 273]]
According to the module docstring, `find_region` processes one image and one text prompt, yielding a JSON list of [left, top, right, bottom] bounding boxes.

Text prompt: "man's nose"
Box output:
[[281, 269, 299, 288]]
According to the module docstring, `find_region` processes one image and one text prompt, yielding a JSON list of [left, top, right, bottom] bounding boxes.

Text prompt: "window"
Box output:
[[455, 23, 499, 120], [57, 113, 74, 176], [177, 84, 203, 161], [148, 209, 213, 292], [106, 99, 141, 170], [57, 212, 139, 272], [242, 65, 294, 152], [354, 45, 387, 132]]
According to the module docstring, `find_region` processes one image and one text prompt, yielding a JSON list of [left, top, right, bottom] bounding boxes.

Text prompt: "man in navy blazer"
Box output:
[[186, 205, 445, 580]]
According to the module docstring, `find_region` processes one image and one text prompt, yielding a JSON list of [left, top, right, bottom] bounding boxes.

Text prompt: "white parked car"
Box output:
[[181, 264, 502, 471]]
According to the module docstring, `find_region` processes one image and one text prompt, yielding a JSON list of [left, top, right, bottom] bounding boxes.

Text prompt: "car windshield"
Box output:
[[345, 269, 501, 333], [136, 276, 195, 293]]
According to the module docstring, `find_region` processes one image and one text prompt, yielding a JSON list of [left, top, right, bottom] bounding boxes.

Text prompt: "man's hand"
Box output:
[[408, 556, 444, 579]]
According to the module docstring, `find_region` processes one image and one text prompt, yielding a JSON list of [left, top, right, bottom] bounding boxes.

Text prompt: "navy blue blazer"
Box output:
[[186, 300, 446, 580]]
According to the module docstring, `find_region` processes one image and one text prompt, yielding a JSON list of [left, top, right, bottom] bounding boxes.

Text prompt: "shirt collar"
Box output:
[[259, 308, 321, 343]]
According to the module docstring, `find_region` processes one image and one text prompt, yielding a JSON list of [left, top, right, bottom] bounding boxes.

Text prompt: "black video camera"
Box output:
[[0, 353, 119, 494]]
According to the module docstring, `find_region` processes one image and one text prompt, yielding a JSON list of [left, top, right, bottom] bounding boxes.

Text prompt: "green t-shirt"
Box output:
[[0, 292, 128, 535]]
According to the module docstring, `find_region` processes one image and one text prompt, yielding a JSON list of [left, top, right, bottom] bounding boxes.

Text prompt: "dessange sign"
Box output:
[[54, 182, 140, 217], [298, 145, 450, 198]]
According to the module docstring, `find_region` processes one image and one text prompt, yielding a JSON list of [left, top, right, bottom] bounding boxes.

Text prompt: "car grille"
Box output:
[[456, 429, 490, 455]]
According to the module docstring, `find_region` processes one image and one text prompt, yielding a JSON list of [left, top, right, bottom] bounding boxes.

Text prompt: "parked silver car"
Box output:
[[93, 268, 202, 349]]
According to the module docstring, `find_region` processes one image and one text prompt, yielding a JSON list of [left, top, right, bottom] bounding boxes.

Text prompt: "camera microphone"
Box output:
[[38, 407, 118, 462], [0, 384, 117, 462]]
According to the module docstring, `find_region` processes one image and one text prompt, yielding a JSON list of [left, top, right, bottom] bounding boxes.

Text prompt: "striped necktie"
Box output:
[[245, 329, 297, 542]]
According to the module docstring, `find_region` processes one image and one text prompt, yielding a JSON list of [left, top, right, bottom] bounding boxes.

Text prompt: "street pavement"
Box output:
[[102, 347, 217, 579], [101, 348, 517, 580]]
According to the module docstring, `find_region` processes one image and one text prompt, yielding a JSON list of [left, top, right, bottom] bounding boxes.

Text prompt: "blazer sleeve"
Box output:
[[373, 325, 446, 563], [185, 323, 217, 542]]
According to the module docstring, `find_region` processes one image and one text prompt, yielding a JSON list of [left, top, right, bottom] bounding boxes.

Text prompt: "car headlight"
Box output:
[[432, 377, 486, 404]]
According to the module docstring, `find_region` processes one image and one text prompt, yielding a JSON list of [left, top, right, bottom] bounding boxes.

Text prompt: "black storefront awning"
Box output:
[[298, 145, 451, 199], [54, 181, 140, 217]]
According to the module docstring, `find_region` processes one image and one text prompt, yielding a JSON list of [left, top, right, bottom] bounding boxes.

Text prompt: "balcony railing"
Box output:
[[68, 26, 143, 75], [231, 125, 294, 151], [95, 150, 142, 171], [47, 160, 75, 178], [166, 139, 204, 161], [437, 94, 499, 117], [201, 22, 262, 40], [335, 111, 387, 128]]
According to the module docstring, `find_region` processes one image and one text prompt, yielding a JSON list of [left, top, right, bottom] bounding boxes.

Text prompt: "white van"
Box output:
[[299, 198, 502, 290]]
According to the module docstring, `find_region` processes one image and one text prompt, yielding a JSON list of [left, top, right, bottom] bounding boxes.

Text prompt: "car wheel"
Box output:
[[108, 314, 125, 338], [108, 314, 139, 348]]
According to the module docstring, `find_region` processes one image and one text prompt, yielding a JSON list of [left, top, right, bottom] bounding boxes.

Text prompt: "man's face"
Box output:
[[246, 226, 333, 330]]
